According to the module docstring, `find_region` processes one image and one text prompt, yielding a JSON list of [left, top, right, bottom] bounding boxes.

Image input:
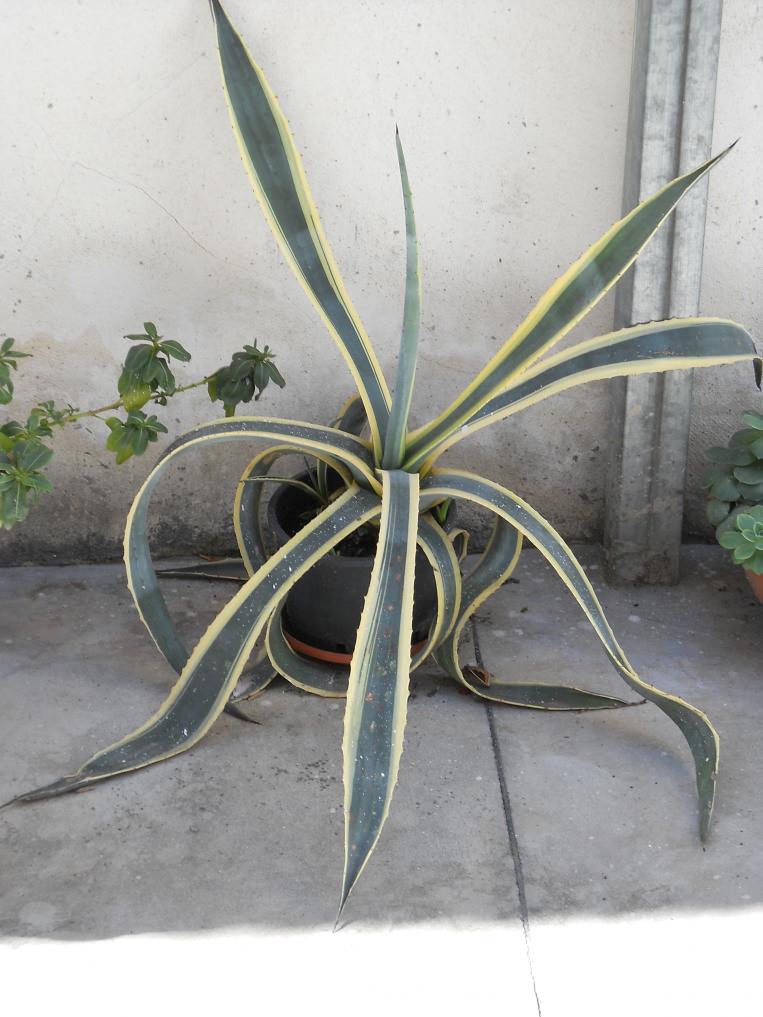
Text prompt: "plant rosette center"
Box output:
[[719, 506, 763, 574]]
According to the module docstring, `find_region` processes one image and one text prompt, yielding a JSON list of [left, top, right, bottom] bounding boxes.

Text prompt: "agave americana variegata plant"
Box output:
[[8, 2, 760, 917]]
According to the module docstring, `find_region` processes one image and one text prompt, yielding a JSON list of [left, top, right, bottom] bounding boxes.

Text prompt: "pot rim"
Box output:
[[284, 629, 429, 666], [266, 468, 456, 557]]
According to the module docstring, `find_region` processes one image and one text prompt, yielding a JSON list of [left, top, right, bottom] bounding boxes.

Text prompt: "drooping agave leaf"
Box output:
[[404, 145, 737, 468], [178, 417, 375, 486], [156, 558, 249, 582], [382, 130, 421, 469], [421, 469, 719, 840], [244, 404, 373, 699], [266, 505, 626, 712], [448, 528, 470, 563], [125, 416, 377, 677], [332, 393, 370, 437], [247, 475, 328, 500], [7, 486, 381, 806], [340, 470, 419, 916], [154, 557, 276, 707], [233, 444, 331, 577], [429, 514, 632, 709], [228, 643, 279, 704], [266, 602, 350, 697], [209, 0, 391, 458], [414, 318, 758, 469], [316, 394, 368, 508], [415, 513, 462, 647], [266, 605, 442, 701], [240, 400, 373, 701], [233, 416, 368, 699]]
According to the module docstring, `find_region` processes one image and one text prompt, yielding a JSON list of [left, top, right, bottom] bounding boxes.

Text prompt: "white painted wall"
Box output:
[[2, 0, 638, 562], [687, 0, 763, 538]]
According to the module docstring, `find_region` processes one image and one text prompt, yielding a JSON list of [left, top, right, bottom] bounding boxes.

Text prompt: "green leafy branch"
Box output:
[[0, 325, 286, 530], [207, 343, 285, 416], [118, 320, 192, 409], [0, 438, 53, 530], [105, 412, 169, 465], [0, 337, 32, 405]]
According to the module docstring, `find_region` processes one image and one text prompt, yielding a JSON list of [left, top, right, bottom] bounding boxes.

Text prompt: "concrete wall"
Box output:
[[2, 0, 640, 564], [686, 0, 763, 538]]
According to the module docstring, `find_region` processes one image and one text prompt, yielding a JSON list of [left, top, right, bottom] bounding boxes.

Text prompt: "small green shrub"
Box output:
[[0, 326, 285, 529]]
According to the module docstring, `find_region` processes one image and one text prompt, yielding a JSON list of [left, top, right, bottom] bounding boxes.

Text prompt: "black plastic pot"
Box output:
[[266, 472, 446, 656]]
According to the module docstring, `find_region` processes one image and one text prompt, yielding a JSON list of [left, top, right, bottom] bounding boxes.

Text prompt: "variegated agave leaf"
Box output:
[[416, 319, 758, 469], [340, 470, 419, 915], [429, 516, 633, 710], [210, 0, 391, 459], [421, 470, 720, 840], [7, 483, 381, 806], [404, 147, 743, 469]]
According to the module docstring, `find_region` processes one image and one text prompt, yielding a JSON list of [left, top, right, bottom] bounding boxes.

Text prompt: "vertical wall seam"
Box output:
[[471, 619, 542, 1017]]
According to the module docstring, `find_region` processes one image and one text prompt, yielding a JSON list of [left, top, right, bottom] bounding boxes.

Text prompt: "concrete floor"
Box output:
[[1, 546, 761, 1015]]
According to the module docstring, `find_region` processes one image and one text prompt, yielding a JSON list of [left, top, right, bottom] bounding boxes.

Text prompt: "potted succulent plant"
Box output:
[[263, 462, 450, 663], [6, 2, 760, 922], [704, 408, 763, 603]]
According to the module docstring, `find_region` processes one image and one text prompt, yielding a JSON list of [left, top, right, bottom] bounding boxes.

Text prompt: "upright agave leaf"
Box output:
[[382, 130, 421, 469], [420, 318, 758, 467], [404, 145, 736, 470], [210, 0, 391, 458]]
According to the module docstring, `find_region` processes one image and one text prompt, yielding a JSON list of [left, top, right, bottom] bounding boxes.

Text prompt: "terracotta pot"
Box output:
[[284, 631, 429, 667], [745, 569, 763, 605]]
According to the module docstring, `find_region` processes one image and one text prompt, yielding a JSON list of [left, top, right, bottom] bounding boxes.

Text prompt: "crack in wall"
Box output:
[[73, 161, 219, 259], [2, 155, 220, 273], [113, 54, 206, 126]]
